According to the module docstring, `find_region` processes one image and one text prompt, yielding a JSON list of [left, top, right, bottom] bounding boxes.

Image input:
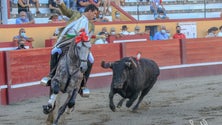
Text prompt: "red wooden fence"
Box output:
[[1, 37, 222, 104]]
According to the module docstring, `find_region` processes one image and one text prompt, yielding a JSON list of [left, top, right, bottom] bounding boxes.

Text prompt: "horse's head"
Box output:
[[75, 41, 91, 73]]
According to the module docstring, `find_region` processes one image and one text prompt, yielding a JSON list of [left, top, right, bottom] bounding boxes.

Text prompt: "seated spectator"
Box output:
[[114, 0, 120, 6], [156, 9, 169, 20], [120, 25, 131, 35], [173, 26, 186, 39], [150, 0, 167, 20], [94, 32, 108, 44], [205, 27, 218, 38], [18, 0, 41, 14], [103, 0, 111, 15], [63, 0, 75, 10], [217, 26, 222, 37], [90, 0, 101, 7], [13, 28, 34, 49], [48, 0, 62, 14], [16, 11, 35, 24], [76, 0, 91, 13], [109, 27, 116, 35], [113, 11, 122, 21], [120, 0, 125, 6], [95, 11, 109, 22], [131, 25, 142, 35], [144, 26, 153, 40], [153, 25, 169, 40], [48, 13, 66, 23]]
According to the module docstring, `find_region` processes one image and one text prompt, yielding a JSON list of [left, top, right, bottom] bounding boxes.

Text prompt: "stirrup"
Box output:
[[79, 87, 90, 98], [40, 76, 51, 86]]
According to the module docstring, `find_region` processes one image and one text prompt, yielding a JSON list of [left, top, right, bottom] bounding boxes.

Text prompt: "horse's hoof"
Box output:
[[40, 77, 51, 86], [66, 107, 75, 114], [42, 104, 53, 114]]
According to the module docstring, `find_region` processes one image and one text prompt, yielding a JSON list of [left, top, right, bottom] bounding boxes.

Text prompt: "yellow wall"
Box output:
[[0, 19, 222, 48], [0, 25, 63, 48]]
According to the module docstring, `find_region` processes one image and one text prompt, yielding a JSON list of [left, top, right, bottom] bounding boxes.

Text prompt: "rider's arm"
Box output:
[[58, 3, 81, 19]]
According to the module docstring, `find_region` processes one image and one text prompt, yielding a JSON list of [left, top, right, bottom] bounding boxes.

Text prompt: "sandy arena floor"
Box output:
[[1, 75, 222, 125]]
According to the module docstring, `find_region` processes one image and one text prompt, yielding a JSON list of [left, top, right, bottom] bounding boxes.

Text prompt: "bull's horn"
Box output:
[[129, 57, 137, 68], [101, 61, 112, 68]]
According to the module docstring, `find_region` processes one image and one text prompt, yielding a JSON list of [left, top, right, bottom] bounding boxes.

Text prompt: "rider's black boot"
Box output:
[[40, 53, 58, 86], [79, 61, 93, 97]]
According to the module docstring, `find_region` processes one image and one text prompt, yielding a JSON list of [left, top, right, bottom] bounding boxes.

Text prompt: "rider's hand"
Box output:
[[51, 47, 62, 55]]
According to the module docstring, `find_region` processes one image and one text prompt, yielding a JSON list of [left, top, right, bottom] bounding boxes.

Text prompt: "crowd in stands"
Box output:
[[12, 0, 172, 25]]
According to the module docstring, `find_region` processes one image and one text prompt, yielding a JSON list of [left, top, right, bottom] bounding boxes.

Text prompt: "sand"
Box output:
[[1, 75, 222, 125]]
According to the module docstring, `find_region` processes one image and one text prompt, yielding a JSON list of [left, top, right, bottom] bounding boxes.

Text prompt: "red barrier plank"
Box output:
[[91, 43, 122, 73], [45, 39, 56, 47], [6, 48, 51, 104], [185, 38, 222, 64], [0, 51, 8, 105], [123, 39, 181, 66]]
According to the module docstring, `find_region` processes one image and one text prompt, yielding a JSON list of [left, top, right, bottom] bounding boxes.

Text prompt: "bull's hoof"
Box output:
[[42, 104, 53, 114], [110, 105, 116, 112], [126, 101, 133, 108]]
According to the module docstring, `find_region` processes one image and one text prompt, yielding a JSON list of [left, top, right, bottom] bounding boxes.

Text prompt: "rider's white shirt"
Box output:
[[54, 15, 89, 48]]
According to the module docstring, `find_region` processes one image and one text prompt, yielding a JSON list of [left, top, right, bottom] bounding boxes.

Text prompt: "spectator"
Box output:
[[114, 0, 120, 6], [144, 26, 153, 40], [156, 9, 169, 20], [76, 0, 91, 13], [97, 27, 109, 39], [109, 27, 116, 35], [15, 11, 35, 24], [150, 0, 167, 20], [63, 0, 75, 10], [103, 0, 111, 15], [13, 28, 34, 49], [113, 11, 122, 21], [173, 26, 186, 39], [18, 0, 41, 14], [205, 27, 218, 38], [130, 25, 142, 35], [95, 11, 109, 22], [217, 26, 222, 37], [120, 0, 125, 6], [94, 32, 108, 44], [153, 25, 169, 40], [48, 0, 61, 14], [120, 25, 131, 35], [90, 0, 101, 7], [48, 13, 66, 23]]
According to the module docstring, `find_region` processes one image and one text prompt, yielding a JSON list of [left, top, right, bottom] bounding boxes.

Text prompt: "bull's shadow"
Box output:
[[101, 56, 160, 112]]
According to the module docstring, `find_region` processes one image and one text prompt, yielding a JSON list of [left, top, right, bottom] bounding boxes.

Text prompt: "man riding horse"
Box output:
[[41, 3, 99, 96]]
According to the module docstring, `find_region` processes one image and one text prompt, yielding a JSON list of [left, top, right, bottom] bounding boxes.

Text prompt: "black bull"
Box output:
[[101, 57, 160, 112]]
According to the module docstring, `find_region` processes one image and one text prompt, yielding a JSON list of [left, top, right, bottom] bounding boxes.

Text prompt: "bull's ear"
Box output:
[[101, 61, 112, 69]]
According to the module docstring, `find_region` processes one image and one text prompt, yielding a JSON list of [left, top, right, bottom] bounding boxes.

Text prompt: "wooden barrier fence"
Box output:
[[1, 37, 222, 105]]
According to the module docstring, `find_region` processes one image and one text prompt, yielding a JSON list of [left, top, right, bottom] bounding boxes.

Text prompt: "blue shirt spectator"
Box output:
[[15, 11, 34, 24], [153, 25, 169, 40], [77, 0, 90, 13]]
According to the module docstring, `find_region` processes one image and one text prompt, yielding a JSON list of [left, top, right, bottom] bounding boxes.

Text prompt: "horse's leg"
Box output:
[[43, 80, 60, 114], [53, 89, 78, 125], [66, 88, 79, 114]]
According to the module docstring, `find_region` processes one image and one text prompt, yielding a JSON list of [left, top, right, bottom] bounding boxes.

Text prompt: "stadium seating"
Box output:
[[8, 0, 222, 24], [122, 0, 222, 20]]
